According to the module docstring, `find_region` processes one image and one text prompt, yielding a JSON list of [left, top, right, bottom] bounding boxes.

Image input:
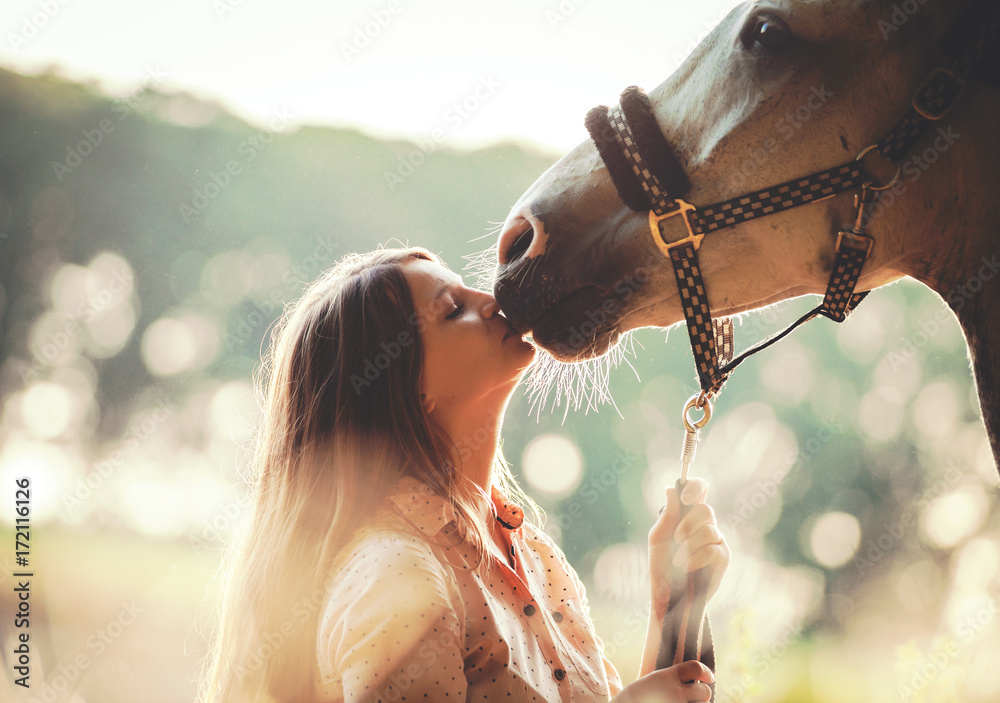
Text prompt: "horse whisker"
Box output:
[[463, 227, 631, 419]]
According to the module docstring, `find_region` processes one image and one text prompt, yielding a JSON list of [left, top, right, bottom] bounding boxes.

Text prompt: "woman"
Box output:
[[200, 247, 729, 703]]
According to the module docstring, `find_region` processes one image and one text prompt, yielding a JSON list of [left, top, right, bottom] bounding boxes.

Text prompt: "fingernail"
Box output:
[[681, 482, 696, 504]]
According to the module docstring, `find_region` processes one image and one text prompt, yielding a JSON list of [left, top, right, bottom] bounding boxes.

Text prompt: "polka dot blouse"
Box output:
[[315, 475, 624, 702]]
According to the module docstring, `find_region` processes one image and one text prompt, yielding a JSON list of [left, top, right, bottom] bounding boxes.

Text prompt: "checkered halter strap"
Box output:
[[584, 0, 1000, 400], [584, 0, 999, 691], [587, 87, 867, 399]]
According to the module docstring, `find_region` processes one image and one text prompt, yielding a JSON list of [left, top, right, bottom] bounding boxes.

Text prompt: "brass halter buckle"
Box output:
[[649, 199, 703, 257]]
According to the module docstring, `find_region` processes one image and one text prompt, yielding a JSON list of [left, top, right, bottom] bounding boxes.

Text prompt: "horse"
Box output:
[[491, 0, 1000, 469]]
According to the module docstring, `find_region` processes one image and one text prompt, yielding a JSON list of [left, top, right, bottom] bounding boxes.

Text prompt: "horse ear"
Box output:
[[937, 0, 1000, 86], [584, 103, 653, 212]]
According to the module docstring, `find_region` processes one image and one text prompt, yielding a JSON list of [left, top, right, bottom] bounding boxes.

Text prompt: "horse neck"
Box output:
[[950, 262, 1000, 472], [889, 71, 1000, 470]]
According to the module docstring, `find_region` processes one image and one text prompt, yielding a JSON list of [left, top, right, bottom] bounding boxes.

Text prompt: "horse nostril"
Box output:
[[508, 227, 533, 263], [498, 217, 536, 265]]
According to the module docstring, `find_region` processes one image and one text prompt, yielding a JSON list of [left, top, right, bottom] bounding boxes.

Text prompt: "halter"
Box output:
[[584, 0, 1000, 690], [585, 0, 1000, 404]]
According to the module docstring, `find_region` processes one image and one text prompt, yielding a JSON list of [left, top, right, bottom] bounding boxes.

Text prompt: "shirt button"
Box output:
[[523, 604, 536, 616], [552, 611, 563, 623], [554, 668, 566, 681]]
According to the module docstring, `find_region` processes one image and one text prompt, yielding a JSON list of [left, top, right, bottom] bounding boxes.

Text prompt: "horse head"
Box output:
[[493, 0, 1000, 464]]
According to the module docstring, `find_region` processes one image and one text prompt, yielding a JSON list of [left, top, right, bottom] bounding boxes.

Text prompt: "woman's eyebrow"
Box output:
[[433, 284, 451, 302], [433, 274, 464, 302]]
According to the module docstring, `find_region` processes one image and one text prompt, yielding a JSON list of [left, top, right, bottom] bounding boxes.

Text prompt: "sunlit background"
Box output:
[[1, 1, 999, 701]]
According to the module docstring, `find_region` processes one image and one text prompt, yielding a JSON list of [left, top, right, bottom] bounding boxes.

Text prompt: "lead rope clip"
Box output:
[[679, 392, 713, 484]]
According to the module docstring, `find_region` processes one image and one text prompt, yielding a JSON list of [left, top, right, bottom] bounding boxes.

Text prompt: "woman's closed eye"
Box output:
[[446, 304, 465, 320]]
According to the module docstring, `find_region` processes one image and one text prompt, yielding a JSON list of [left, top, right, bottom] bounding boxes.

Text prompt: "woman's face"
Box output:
[[403, 257, 535, 415]]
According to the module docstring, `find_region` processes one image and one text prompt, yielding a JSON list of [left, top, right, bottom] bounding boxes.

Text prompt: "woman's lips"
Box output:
[[500, 314, 516, 340], [502, 324, 520, 341]]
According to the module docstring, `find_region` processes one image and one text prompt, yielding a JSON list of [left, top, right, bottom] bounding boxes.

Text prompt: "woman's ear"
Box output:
[[420, 392, 436, 414]]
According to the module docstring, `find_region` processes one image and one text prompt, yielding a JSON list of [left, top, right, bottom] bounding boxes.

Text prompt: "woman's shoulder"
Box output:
[[330, 513, 449, 580], [316, 515, 467, 692], [319, 518, 466, 627]]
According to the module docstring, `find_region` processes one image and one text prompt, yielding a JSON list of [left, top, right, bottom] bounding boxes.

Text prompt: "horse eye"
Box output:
[[745, 15, 794, 51]]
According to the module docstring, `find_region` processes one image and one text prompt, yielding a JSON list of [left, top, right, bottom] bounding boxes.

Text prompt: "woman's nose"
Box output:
[[478, 292, 500, 318]]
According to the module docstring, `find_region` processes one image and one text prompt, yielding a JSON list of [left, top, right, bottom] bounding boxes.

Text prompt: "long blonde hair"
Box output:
[[199, 247, 535, 703]]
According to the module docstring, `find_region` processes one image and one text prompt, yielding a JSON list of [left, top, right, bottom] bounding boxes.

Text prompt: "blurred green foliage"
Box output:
[[1, 67, 997, 702]]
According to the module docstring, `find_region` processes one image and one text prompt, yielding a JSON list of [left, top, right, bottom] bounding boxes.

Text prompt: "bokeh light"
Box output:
[[953, 537, 1000, 591], [0, 438, 81, 525], [141, 312, 221, 376], [896, 559, 944, 612], [521, 433, 584, 498], [836, 303, 885, 365], [593, 542, 646, 602], [760, 339, 813, 405], [21, 381, 75, 439], [809, 511, 861, 569], [3, 10, 998, 699], [912, 380, 961, 438], [920, 486, 989, 549], [857, 385, 906, 442], [209, 380, 260, 445]]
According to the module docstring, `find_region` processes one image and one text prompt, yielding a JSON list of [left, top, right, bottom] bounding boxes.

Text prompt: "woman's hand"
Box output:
[[611, 660, 715, 703], [647, 477, 729, 619]]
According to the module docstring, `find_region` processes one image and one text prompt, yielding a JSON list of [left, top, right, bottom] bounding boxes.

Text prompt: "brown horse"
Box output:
[[492, 0, 1000, 467]]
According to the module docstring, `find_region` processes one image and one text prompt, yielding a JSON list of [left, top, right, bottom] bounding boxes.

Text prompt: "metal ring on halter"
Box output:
[[682, 392, 713, 432], [855, 144, 902, 191]]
